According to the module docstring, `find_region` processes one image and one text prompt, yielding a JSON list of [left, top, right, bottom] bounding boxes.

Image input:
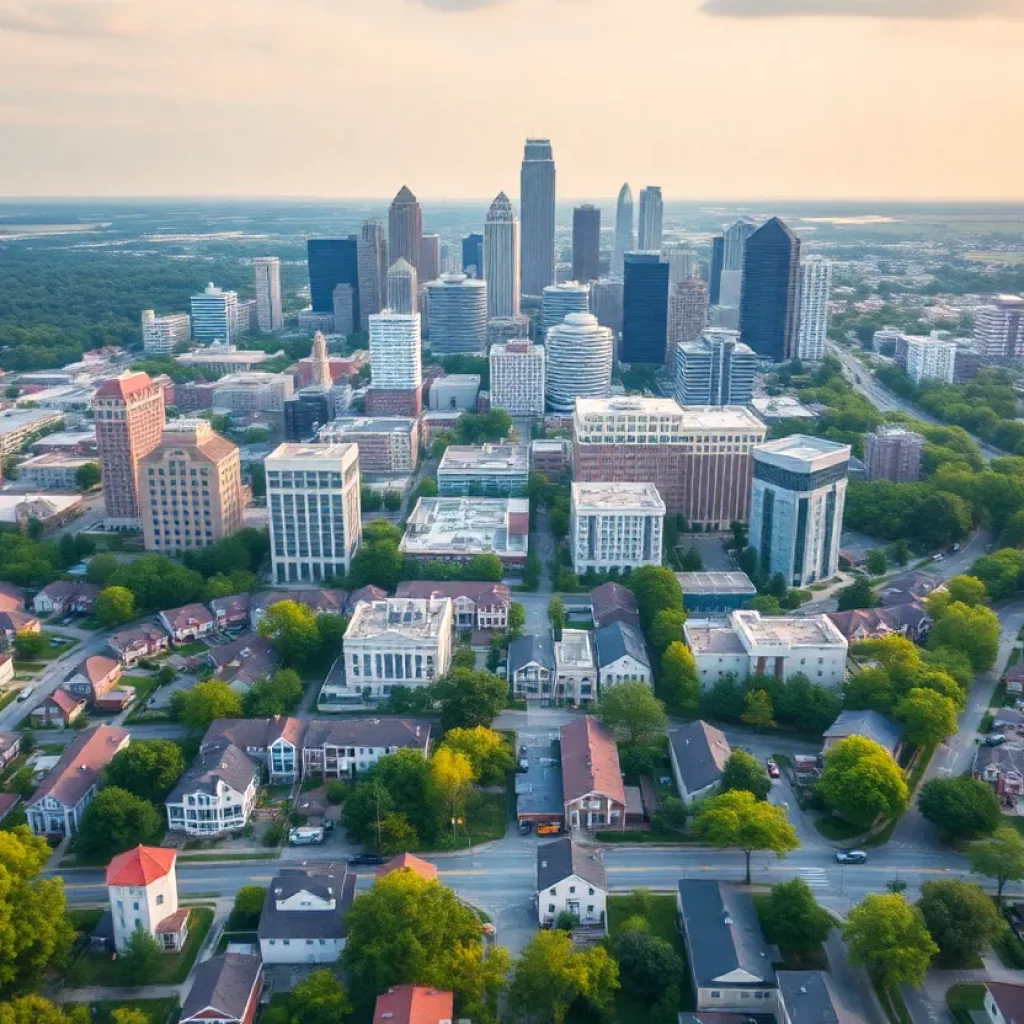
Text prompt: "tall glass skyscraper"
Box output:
[[571, 205, 601, 283], [621, 254, 669, 365], [484, 192, 520, 320], [388, 186, 423, 274], [520, 139, 556, 298], [637, 186, 663, 252], [739, 217, 801, 363], [709, 236, 725, 305], [307, 238, 359, 321]]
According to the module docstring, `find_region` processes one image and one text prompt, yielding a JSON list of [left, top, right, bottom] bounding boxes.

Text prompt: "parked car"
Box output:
[[836, 850, 867, 864], [348, 852, 385, 865], [766, 758, 780, 779], [17, 686, 34, 701], [288, 827, 325, 846], [985, 733, 1008, 747]]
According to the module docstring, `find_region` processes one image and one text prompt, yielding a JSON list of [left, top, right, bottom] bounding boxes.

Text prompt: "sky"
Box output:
[[1, 0, 1023, 200]]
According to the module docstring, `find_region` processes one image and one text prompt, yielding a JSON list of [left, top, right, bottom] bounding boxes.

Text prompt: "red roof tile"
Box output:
[[94, 372, 155, 401], [560, 716, 626, 807], [106, 844, 177, 886], [373, 986, 453, 1024], [376, 853, 438, 882]]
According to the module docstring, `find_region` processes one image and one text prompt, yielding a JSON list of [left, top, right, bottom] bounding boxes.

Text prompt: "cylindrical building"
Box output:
[[426, 274, 488, 355], [545, 312, 613, 413], [541, 281, 589, 334]]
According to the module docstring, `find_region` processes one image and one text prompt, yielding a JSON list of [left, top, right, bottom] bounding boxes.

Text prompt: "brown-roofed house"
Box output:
[[208, 633, 278, 692], [63, 654, 122, 704], [181, 953, 263, 1024], [590, 582, 640, 630], [0, 582, 23, 613], [32, 581, 100, 616], [108, 623, 170, 667], [376, 852, 439, 883], [373, 985, 454, 1024], [0, 609, 41, 647], [560, 716, 626, 831], [984, 983, 1024, 1024], [159, 603, 215, 643], [209, 593, 251, 630], [31, 689, 86, 729]]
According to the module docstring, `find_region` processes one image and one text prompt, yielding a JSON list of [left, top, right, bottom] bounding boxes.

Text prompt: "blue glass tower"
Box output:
[[307, 238, 359, 321], [739, 217, 800, 363], [621, 253, 669, 364]]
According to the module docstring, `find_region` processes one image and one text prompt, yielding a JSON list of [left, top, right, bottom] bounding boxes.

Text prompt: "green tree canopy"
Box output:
[[918, 880, 1004, 967], [658, 642, 700, 718], [242, 668, 304, 718], [171, 678, 243, 732], [597, 681, 668, 746], [74, 463, 101, 490], [75, 787, 163, 861], [0, 996, 88, 1024], [288, 969, 350, 1024], [103, 740, 185, 803], [627, 566, 683, 629], [843, 893, 938, 988], [927, 601, 1001, 672], [756, 877, 833, 954], [439, 727, 513, 786], [648, 608, 687, 659], [431, 668, 506, 732], [894, 688, 959, 747], [918, 777, 1002, 839], [836, 577, 878, 612], [257, 600, 322, 670], [818, 735, 908, 829], [95, 585, 136, 627], [969, 826, 1024, 903], [720, 749, 771, 801]]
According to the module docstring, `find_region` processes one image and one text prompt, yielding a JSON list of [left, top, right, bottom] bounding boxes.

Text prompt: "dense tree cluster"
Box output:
[[818, 736, 908, 829], [701, 671, 841, 735]]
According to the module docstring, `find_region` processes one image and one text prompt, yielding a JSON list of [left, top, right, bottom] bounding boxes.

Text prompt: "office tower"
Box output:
[[724, 217, 758, 271], [872, 326, 902, 354], [310, 330, 332, 390], [367, 312, 423, 417], [904, 332, 957, 384], [141, 310, 190, 356], [666, 250, 696, 287], [462, 233, 484, 278], [572, 205, 601, 283], [357, 220, 388, 331], [637, 186, 663, 251], [441, 242, 461, 274], [674, 328, 756, 406], [621, 254, 669, 364], [541, 281, 589, 334], [307, 238, 360, 323], [520, 138, 556, 298], [709, 236, 725, 305], [139, 420, 243, 553], [387, 259, 418, 315], [545, 313, 614, 413], [612, 183, 634, 279], [573, 397, 766, 526], [266, 442, 362, 583], [484, 192, 521, 321], [388, 186, 423, 273], [426, 274, 488, 354], [190, 283, 239, 344], [864, 426, 924, 483], [253, 257, 283, 333], [973, 295, 1024, 358], [667, 278, 709, 353], [419, 235, 441, 284], [750, 434, 850, 587], [796, 256, 833, 362], [94, 372, 167, 523], [590, 278, 624, 335], [332, 283, 355, 336], [284, 389, 332, 442], [570, 482, 665, 576], [489, 341, 546, 417], [236, 298, 255, 335], [739, 217, 800, 362]]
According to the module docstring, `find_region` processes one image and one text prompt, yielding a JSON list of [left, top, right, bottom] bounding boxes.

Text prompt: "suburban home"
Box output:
[[508, 634, 555, 702], [560, 716, 626, 831], [345, 585, 387, 614], [373, 986, 453, 1024], [164, 741, 261, 837], [201, 717, 307, 785], [0, 609, 41, 647], [208, 593, 252, 631], [669, 720, 732, 805], [251, 589, 348, 627], [983, 983, 1024, 1024], [30, 689, 86, 729], [0, 652, 13, 689], [376, 852, 438, 883], [62, 654, 122, 704], [0, 730, 21, 771], [106, 845, 189, 954], [877, 572, 941, 608], [822, 710, 905, 760], [589, 582, 640, 630], [677, 879, 778, 1013], [554, 629, 598, 705], [181, 953, 263, 1024], [536, 837, 607, 929], [826, 601, 932, 644], [159, 603, 215, 644], [26, 725, 130, 837], [208, 633, 278, 692], [108, 624, 170, 667], [594, 620, 651, 689], [1005, 665, 1024, 697], [258, 865, 356, 964], [32, 581, 100, 616], [395, 581, 511, 631], [973, 742, 1024, 811], [777, 970, 861, 1024], [0, 793, 21, 824], [0, 583, 23, 613]]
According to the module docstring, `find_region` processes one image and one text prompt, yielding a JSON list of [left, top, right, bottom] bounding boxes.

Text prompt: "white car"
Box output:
[[17, 686, 34, 701]]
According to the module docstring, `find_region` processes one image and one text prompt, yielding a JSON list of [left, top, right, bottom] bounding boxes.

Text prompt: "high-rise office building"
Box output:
[[367, 312, 422, 417], [973, 295, 1024, 358], [572, 205, 601, 284], [637, 186, 663, 252], [253, 257, 283, 333], [387, 259, 418, 315], [190, 283, 239, 344], [426, 274, 488, 354], [388, 186, 423, 273], [284, 389, 333, 443], [462, 233, 483, 279], [668, 278, 709, 353], [141, 310, 191, 356], [750, 434, 850, 587], [621, 254, 669, 364], [739, 217, 800, 362], [484, 192, 520, 321], [796, 256, 833, 362], [307, 238, 359, 322], [357, 220, 388, 331], [724, 217, 758, 271], [709, 236, 725, 305], [666, 250, 696, 288], [674, 328, 756, 407], [864, 426, 924, 484], [139, 420, 243, 553], [590, 278, 624, 335], [612, 183, 634, 279], [332, 283, 355, 336], [266, 442, 362, 584], [489, 341, 546, 418], [520, 139, 556, 298], [541, 282, 589, 334], [420, 235, 441, 284], [94, 372, 167, 523], [545, 313, 614, 413]]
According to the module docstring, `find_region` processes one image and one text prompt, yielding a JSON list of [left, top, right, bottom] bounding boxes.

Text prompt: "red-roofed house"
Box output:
[[159, 603, 215, 644], [560, 716, 626, 831], [0, 583, 23, 613], [0, 609, 41, 647], [108, 623, 170, 667], [373, 985, 454, 1024], [376, 852, 439, 883], [63, 654, 122, 703], [30, 688, 87, 729], [106, 845, 189, 953]]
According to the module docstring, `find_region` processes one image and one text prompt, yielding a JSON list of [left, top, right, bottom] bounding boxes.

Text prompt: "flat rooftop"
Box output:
[[0, 407, 63, 433], [19, 453, 95, 469], [676, 571, 757, 596], [571, 482, 666, 513], [754, 433, 851, 465], [29, 430, 96, 450], [401, 497, 529, 558], [435, 374, 481, 386], [574, 397, 765, 432], [177, 350, 277, 364], [345, 598, 449, 641], [531, 439, 568, 453], [515, 741, 564, 818], [0, 493, 81, 523], [265, 442, 358, 464], [555, 629, 595, 670], [438, 444, 530, 475], [685, 610, 847, 655], [318, 417, 417, 437]]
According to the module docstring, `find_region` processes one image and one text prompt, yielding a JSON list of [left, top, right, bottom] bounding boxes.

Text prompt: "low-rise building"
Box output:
[[259, 865, 356, 964], [30, 689, 86, 729], [536, 838, 607, 928], [569, 482, 665, 576], [62, 654, 122, 704], [372, 986, 453, 1024], [437, 443, 530, 497], [669, 721, 732, 805], [16, 453, 97, 490], [376, 853, 438, 883], [827, 602, 932, 644], [590, 582, 640, 630], [165, 741, 260, 837], [395, 581, 510, 631], [508, 634, 555, 702], [560, 716, 626, 831], [209, 593, 251, 630], [676, 571, 757, 614], [32, 581, 100, 616], [0, 608, 40, 647], [177, 344, 279, 375], [181, 953, 263, 1024], [400, 497, 530, 569], [982, 983, 1024, 1024], [208, 634, 277, 692], [428, 374, 480, 411], [159, 603, 215, 644], [777, 969, 862, 1024], [106, 845, 189, 954], [594, 621, 651, 689], [213, 372, 295, 413], [554, 629, 598, 705], [317, 417, 419, 474], [0, 730, 19, 772], [822, 710, 905, 760], [530, 438, 570, 483], [0, 408, 65, 456], [108, 624, 170, 667], [973, 742, 1024, 812]]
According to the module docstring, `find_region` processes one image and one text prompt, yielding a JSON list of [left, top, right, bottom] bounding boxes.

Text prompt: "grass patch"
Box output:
[[171, 640, 210, 656], [431, 788, 508, 851], [80, 999, 179, 1024], [946, 983, 986, 1024], [814, 815, 864, 841], [873, 977, 912, 1024]]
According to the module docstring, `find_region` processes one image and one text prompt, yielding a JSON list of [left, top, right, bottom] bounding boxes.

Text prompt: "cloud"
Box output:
[[700, 0, 1024, 17], [0, 0, 144, 36]]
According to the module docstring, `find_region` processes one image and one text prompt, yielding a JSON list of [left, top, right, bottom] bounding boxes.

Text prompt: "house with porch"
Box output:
[[560, 716, 626, 831]]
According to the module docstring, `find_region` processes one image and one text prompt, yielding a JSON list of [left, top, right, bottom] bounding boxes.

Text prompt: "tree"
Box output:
[[969, 548, 1024, 600], [120, 928, 163, 985], [608, 928, 683, 1004], [818, 735, 908, 829], [288, 969, 350, 1024], [757, 877, 832, 953], [74, 462, 101, 490], [746, 594, 782, 615], [894, 688, 958, 747], [774, 674, 841, 734], [918, 880, 1004, 967], [522, 554, 541, 591], [701, 673, 746, 721], [348, 540, 405, 591], [375, 749, 443, 844], [649, 608, 687, 659], [942, 574, 988, 608], [866, 548, 888, 575], [12, 632, 46, 660], [171, 679, 243, 731], [658, 642, 700, 717], [692, 789, 798, 884], [315, 613, 347, 666], [627, 566, 683, 629], [379, 812, 419, 855], [432, 668, 507, 732], [383, 490, 402, 512], [440, 727, 513, 785], [465, 554, 503, 582], [741, 688, 775, 730], [75, 787, 162, 861], [508, 930, 619, 1024], [508, 602, 526, 639], [86, 552, 121, 587], [658, 796, 687, 831], [95, 585, 136, 627], [598, 682, 668, 745], [431, 746, 474, 823], [842, 666, 896, 712], [110, 1011, 148, 1024], [836, 577, 877, 612], [547, 597, 565, 641], [720, 750, 771, 801], [889, 538, 911, 566], [843, 893, 938, 988], [927, 601, 1000, 672], [341, 780, 395, 847], [918, 777, 1002, 839], [969, 826, 1024, 904], [0, 997, 88, 1024], [230, 886, 266, 929], [679, 547, 704, 572], [243, 668, 304, 717], [103, 740, 185, 803], [258, 600, 322, 669]]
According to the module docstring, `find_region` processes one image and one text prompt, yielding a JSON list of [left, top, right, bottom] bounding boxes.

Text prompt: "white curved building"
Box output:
[[545, 313, 613, 413], [541, 281, 589, 334], [426, 273, 488, 354], [484, 192, 520, 321]]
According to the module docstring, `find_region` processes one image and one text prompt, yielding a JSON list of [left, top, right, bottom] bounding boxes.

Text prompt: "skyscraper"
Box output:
[[484, 192, 520, 321], [310, 330, 332, 390], [637, 187, 663, 252], [420, 235, 441, 283], [462, 233, 483, 278], [388, 186, 423, 273], [724, 217, 758, 271], [709, 236, 725, 305], [367, 312, 422, 417], [796, 256, 833, 362], [973, 295, 1024, 357], [426, 274, 488, 354], [253, 257, 283, 333], [141, 310, 191, 356], [674, 328, 756, 406], [612, 183, 634, 279], [520, 139, 556, 298], [864, 426, 924, 483], [667, 279, 709, 355], [739, 217, 801, 363], [387, 259, 418, 315], [307, 238, 359, 322], [545, 313, 614, 413], [332, 283, 355, 336], [621, 254, 669, 364], [666, 250, 696, 288], [541, 282, 589, 334], [490, 342, 546, 418], [590, 278, 624, 335], [572, 205, 601, 284], [357, 220, 388, 331], [190, 283, 239, 343]]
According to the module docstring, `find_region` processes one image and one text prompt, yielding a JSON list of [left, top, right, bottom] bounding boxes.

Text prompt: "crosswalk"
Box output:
[[794, 867, 829, 890]]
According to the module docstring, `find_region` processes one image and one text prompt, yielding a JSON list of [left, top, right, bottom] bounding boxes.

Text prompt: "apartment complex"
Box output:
[[569, 482, 666, 575], [426, 274, 487, 354], [973, 295, 1024, 358], [437, 443, 530, 497], [213, 372, 294, 413], [545, 313, 614, 413], [253, 257, 283, 332], [667, 279, 709, 353], [367, 312, 422, 418], [863, 425, 924, 483], [541, 282, 589, 334], [317, 417, 419, 474], [141, 310, 191, 356], [904, 332, 957, 384], [795, 256, 832, 361], [17, 453, 96, 490], [674, 329, 757, 407], [190, 283, 239, 344], [400, 497, 530, 569]]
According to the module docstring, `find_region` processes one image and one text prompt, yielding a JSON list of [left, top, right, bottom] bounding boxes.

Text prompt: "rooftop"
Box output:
[[594, 621, 650, 670], [824, 710, 905, 754], [0, 407, 64, 433], [29, 725, 128, 811], [560, 716, 625, 807], [571, 481, 666, 513], [345, 598, 451, 641], [166, 741, 260, 802], [401, 498, 530, 558], [685, 610, 848, 656], [537, 838, 607, 891], [554, 629, 596, 671], [265, 441, 359, 465], [515, 739, 564, 817], [106, 845, 176, 887], [676, 571, 758, 597], [777, 970, 859, 1024], [373, 985, 453, 1024], [318, 417, 417, 437], [438, 444, 530, 475], [376, 853, 438, 882], [669, 721, 731, 794], [753, 433, 852, 466], [574, 398, 765, 433], [182, 953, 262, 1023]]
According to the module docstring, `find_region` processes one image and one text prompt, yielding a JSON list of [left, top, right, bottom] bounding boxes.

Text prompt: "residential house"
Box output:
[[181, 953, 263, 1024], [983, 983, 1024, 1024], [32, 581, 100, 616], [0, 609, 41, 647], [159, 603, 215, 644], [376, 852, 438, 882], [106, 845, 189, 953], [30, 689, 86, 729], [677, 879, 777, 1013], [560, 716, 626, 830], [251, 589, 348, 627], [0, 730, 21, 771], [826, 601, 932, 644], [1005, 665, 1024, 697], [209, 593, 252, 631], [0, 583, 23, 613], [108, 624, 170, 668], [373, 986, 453, 1024], [395, 581, 511, 631], [165, 741, 260, 837], [822, 710, 905, 760], [0, 793, 21, 824], [258, 865, 356, 964], [26, 725, 129, 836], [554, 629, 598, 705], [777, 970, 861, 1024], [877, 572, 942, 608], [0, 653, 12, 688], [590, 582, 640, 630], [973, 742, 1024, 811], [536, 838, 607, 928], [594, 620, 651, 689], [669, 721, 732, 805], [208, 634, 278, 692], [345, 586, 387, 613], [62, 654, 122, 704], [202, 718, 306, 785], [508, 634, 555, 702]]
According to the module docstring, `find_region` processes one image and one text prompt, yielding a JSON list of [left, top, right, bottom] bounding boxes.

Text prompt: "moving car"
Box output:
[[17, 686, 34, 701], [836, 850, 867, 864], [985, 733, 1008, 747], [348, 852, 385, 865], [766, 758, 780, 779]]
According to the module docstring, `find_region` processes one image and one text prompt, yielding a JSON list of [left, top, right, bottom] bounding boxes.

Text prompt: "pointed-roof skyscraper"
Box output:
[[388, 186, 423, 274], [612, 183, 634, 279], [520, 139, 556, 299], [739, 216, 801, 363], [484, 192, 520, 321]]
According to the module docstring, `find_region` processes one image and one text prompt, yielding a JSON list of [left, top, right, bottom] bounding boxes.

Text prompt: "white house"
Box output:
[[165, 741, 260, 837], [593, 621, 651, 689], [536, 838, 607, 929], [258, 867, 356, 964], [106, 845, 189, 954], [508, 634, 555, 702]]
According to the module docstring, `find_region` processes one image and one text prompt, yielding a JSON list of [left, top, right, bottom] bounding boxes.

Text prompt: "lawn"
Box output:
[[991, 922, 1024, 968], [946, 983, 986, 1024], [813, 815, 864, 842], [172, 641, 210, 656], [0, 688, 21, 714], [431, 788, 509, 851], [79, 999, 179, 1024], [37, 633, 77, 660]]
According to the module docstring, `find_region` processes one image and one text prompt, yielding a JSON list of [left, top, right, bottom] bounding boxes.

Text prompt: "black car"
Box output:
[[348, 852, 385, 865]]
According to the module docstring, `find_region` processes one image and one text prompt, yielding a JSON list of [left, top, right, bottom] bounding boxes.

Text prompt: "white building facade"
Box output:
[[545, 313, 614, 413], [674, 329, 756, 407], [253, 257, 283, 333], [425, 275, 487, 355], [190, 283, 239, 344], [972, 295, 1024, 358], [796, 256, 832, 361], [484, 192, 520, 321], [570, 482, 665, 575], [905, 333, 958, 384], [106, 847, 183, 954], [141, 310, 191, 356], [541, 282, 589, 333], [490, 341, 546, 417], [369, 312, 422, 391]]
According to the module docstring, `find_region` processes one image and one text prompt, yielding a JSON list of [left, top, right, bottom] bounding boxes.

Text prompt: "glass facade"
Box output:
[[307, 238, 359, 318], [738, 217, 800, 363], [621, 254, 669, 364]]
